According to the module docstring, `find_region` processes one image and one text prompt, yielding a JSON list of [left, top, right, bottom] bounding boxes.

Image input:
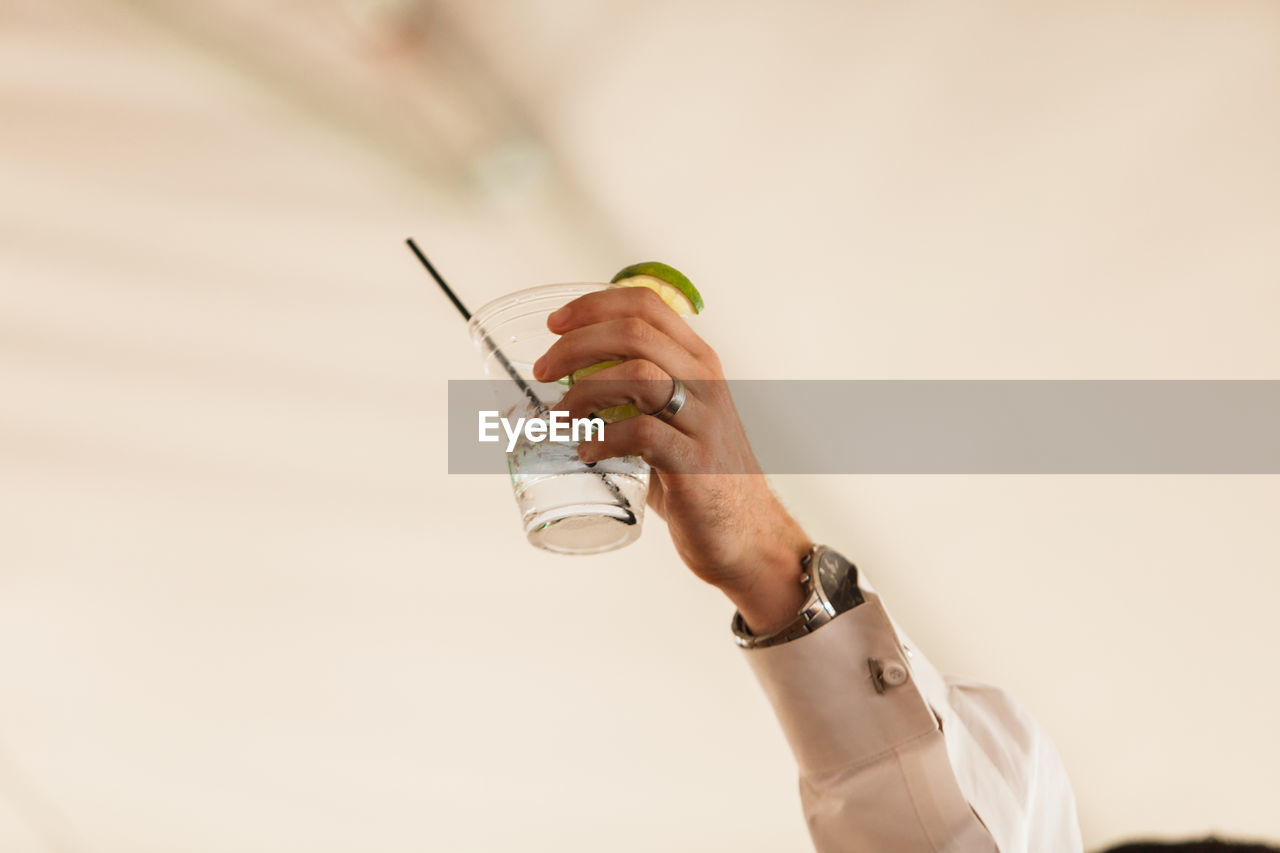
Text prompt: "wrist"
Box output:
[[718, 521, 812, 636]]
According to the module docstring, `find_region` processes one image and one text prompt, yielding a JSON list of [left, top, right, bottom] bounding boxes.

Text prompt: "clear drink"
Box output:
[[468, 283, 649, 554]]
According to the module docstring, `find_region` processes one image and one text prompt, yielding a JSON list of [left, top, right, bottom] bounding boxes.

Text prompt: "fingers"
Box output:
[[532, 317, 702, 385], [556, 359, 693, 427], [546, 287, 716, 363], [578, 413, 696, 471]]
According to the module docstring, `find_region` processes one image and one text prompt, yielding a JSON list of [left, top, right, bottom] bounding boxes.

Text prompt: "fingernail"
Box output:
[[533, 356, 547, 378], [547, 306, 568, 327]]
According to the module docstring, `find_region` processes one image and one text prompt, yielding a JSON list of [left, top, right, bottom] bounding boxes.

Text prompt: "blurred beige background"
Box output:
[[2, 0, 1279, 850]]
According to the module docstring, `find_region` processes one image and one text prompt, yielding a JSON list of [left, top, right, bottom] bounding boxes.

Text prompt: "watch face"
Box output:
[[816, 549, 864, 613]]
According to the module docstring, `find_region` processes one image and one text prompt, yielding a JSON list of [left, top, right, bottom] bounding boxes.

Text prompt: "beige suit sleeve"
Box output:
[[742, 587, 1082, 853]]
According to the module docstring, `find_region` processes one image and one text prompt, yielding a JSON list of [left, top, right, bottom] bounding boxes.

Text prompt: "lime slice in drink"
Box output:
[[572, 359, 632, 422], [570, 360, 620, 380], [567, 262, 703, 421]]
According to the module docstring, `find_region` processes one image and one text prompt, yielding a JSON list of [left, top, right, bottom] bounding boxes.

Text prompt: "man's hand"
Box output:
[[532, 286, 810, 635]]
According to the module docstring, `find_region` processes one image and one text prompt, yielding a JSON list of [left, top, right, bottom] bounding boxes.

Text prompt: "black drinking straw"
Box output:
[[406, 238, 634, 522], [406, 238, 547, 416]]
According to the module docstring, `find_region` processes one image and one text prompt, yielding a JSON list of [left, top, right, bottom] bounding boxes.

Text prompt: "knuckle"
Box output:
[[632, 415, 662, 445], [701, 350, 724, 378], [620, 317, 652, 345], [626, 358, 665, 383], [635, 286, 666, 313]]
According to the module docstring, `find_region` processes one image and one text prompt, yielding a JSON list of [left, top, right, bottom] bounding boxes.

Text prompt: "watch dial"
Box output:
[[817, 550, 864, 613]]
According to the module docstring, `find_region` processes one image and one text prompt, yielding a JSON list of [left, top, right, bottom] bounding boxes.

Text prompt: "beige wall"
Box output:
[[2, 1, 1278, 850]]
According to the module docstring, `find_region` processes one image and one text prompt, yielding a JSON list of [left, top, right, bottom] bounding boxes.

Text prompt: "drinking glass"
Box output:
[[468, 283, 649, 554]]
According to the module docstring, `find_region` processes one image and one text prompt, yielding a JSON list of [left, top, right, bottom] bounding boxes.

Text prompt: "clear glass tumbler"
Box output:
[[468, 283, 649, 554]]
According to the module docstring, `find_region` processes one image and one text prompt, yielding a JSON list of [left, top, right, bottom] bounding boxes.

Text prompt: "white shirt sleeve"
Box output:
[[741, 580, 1082, 853]]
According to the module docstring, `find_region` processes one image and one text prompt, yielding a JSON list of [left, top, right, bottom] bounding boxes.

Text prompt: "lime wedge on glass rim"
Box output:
[[610, 261, 704, 315], [564, 262, 704, 422]]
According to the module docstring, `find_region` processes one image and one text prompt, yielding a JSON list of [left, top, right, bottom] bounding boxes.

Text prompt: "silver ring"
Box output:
[[651, 376, 687, 422]]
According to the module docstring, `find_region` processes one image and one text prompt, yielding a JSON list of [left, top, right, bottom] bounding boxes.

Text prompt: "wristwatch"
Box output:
[[731, 544, 865, 649]]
